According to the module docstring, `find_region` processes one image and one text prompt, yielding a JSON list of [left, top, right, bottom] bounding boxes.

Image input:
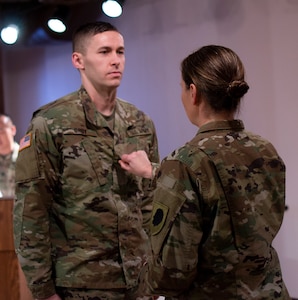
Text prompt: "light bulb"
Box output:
[[47, 19, 66, 33], [1, 24, 19, 44], [102, 0, 122, 18]]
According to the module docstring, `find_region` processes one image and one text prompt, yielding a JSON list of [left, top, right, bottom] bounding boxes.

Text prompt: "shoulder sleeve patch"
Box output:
[[15, 132, 40, 182], [151, 201, 169, 236], [19, 133, 32, 151]]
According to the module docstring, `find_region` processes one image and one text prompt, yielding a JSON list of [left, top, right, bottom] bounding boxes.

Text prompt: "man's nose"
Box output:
[[111, 52, 121, 65]]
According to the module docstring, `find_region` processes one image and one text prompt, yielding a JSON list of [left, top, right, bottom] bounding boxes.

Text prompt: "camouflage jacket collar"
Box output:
[[198, 119, 244, 134], [79, 88, 135, 130]]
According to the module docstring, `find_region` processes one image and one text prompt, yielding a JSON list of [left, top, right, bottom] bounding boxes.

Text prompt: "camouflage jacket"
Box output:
[[144, 120, 290, 300], [0, 141, 19, 198], [13, 88, 159, 299]]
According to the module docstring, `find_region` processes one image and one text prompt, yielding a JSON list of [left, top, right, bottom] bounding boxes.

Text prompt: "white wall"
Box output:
[[2, 0, 298, 296]]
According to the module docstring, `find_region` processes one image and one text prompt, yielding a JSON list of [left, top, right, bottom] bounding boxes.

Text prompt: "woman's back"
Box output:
[[118, 45, 290, 300], [181, 119, 289, 299]]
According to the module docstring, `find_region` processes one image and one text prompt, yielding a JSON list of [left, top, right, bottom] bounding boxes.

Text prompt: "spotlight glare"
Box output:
[[102, 0, 123, 18], [47, 18, 66, 33], [1, 24, 19, 44]]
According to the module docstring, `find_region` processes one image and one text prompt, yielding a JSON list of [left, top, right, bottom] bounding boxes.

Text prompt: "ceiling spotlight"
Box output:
[[102, 0, 124, 18], [47, 6, 68, 33], [0, 24, 19, 45], [48, 19, 66, 33]]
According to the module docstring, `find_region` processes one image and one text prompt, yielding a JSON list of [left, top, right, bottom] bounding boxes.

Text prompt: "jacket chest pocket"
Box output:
[[62, 130, 109, 193], [118, 128, 153, 154]]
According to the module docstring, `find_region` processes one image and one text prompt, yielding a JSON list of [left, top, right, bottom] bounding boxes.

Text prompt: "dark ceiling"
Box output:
[[0, 0, 106, 47]]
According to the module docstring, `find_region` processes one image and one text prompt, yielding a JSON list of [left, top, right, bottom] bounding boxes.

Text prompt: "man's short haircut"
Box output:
[[72, 21, 119, 53]]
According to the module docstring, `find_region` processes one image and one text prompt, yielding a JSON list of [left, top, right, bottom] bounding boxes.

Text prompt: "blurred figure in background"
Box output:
[[0, 113, 19, 198]]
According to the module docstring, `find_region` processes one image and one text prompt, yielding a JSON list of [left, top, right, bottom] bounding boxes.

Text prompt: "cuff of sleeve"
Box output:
[[150, 162, 160, 187], [30, 280, 56, 299]]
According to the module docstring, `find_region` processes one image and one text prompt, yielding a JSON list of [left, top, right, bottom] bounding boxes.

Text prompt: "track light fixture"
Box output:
[[47, 6, 69, 33], [0, 24, 19, 45], [102, 0, 124, 18]]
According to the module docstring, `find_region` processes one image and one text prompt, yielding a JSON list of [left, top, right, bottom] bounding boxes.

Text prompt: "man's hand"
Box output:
[[119, 150, 153, 178]]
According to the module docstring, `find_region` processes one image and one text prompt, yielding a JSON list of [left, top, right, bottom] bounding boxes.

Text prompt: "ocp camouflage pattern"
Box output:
[[0, 141, 19, 197], [144, 119, 290, 300], [13, 87, 160, 299]]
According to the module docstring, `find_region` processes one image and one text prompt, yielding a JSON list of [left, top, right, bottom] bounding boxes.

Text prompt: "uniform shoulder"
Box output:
[[33, 91, 79, 118], [116, 97, 153, 121], [165, 141, 207, 170], [244, 130, 271, 144], [117, 97, 145, 113]]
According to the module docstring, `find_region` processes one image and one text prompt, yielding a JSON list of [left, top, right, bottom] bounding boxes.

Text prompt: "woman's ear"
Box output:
[[189, 83, 198, 105]]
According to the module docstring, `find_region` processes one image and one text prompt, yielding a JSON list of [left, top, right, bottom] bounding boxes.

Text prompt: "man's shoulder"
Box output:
[[116, 98, 153, 122], [116, 97, 140, 111], [33, 91, 79, 118]]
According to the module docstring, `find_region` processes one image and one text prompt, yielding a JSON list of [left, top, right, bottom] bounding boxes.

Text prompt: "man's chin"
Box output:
[[110, 80, 121, 88]]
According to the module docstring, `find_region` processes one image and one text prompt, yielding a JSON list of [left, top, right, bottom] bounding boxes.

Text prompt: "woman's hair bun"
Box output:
[[227, 80, 249, 99]]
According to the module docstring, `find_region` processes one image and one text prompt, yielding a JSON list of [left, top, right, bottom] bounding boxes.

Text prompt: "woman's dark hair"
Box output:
[[181, 45, 249, 112]]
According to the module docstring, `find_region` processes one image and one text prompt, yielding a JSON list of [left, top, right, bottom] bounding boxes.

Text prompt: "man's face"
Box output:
[[0, 116, 16, 155], [76, 31, 125, 90]]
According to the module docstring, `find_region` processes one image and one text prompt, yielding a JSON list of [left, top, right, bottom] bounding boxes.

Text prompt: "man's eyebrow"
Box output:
[[97, 46, 125, 50]]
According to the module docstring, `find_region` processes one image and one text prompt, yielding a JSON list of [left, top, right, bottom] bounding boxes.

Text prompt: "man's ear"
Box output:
[[11, 125, 16, 137], [72, 52, 84, 69]]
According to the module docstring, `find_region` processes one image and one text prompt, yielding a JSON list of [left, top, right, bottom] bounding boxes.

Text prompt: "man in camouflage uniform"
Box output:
[[119, 45, 290, 299], [13, 22, 159, 300], [0, 113, 19, 198]]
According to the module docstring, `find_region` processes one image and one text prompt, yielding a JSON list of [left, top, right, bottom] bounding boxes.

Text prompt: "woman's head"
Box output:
[[181, 45, 249, 113]]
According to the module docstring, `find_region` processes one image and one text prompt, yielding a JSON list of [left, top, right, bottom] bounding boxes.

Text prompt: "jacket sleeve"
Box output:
[[13, 115, 60, 299], [140, 117, 160, 233], [144, 159, 202, 297]]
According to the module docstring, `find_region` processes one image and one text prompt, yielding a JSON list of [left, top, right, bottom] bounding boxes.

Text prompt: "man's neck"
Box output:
[[83, 84, 117, 116]]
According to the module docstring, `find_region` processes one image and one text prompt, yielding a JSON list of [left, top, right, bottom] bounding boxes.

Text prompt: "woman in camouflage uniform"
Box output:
[[119, 45, 290, 300]]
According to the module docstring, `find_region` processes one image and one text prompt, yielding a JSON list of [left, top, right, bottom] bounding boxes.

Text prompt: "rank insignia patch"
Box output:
[[151, 201, 169, 235]]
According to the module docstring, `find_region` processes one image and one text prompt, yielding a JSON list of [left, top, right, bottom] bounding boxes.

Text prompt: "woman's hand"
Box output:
[[119, 150, 153, 178]]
